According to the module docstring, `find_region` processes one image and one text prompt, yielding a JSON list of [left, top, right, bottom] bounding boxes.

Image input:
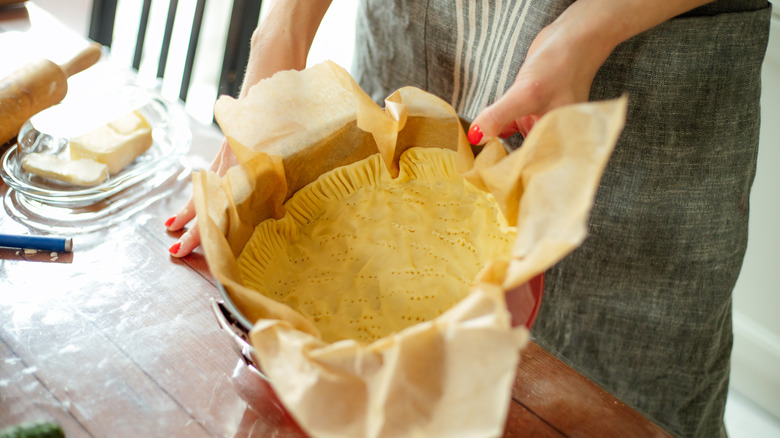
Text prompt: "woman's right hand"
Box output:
[[165, 138, 237, 256], [165, 0, 333, 257]]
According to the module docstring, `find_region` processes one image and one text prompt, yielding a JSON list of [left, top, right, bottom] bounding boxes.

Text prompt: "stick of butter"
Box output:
[[69, 110, 153, 175], [21, 153, 109, 187]]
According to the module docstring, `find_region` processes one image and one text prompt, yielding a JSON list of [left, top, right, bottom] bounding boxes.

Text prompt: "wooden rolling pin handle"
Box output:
[[0, 43, 103, 145], [60, 42, 103, 77]]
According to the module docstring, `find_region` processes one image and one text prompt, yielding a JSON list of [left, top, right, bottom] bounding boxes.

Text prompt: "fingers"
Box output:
[[165, 138, 237, 258], [468, 80, 542, 145], [495, 114, 540, 139], [517, 114, 540, 138], [166, 138, 235, 234], [168, 223, 201, 258], [165, 199, 199, 258], [165, 199, 195, 232], [498, 121, 520, 139], [213, 138, 238, 175]]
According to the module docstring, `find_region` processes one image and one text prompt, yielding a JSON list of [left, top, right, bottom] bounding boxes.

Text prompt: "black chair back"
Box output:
[[89, 0, 262, 103]]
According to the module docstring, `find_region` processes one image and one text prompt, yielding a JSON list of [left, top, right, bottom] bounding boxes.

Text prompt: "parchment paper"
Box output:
[[193, 61, 626, 438]]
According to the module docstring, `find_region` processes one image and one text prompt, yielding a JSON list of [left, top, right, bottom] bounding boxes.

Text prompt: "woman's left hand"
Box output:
[[468, 0, 714, 145], [467, 4, 613, 144]]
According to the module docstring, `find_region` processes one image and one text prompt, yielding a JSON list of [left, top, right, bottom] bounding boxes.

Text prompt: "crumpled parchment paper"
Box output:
[[193, 61, 626, 438]]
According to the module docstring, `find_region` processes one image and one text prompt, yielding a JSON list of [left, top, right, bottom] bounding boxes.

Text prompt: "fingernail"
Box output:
[[169, 241, 181, 256], [164, 216, 176, 228], [467, 124, 483, 145]]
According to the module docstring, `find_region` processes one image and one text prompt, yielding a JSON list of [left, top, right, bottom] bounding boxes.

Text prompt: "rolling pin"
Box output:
[[0, 42, 103, 145]]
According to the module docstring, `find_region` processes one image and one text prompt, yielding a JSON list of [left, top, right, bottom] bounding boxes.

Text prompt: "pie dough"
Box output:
[[237, 147, 516, 343]]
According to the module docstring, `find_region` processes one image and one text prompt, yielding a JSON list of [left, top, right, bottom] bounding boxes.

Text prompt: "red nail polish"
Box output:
[[468, 124, 483, 145], [169, 242, 181, 255], [164, 216, 176, 228]]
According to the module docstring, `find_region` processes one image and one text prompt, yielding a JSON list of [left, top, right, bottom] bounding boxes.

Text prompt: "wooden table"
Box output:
[[0, 3, 673, 437]]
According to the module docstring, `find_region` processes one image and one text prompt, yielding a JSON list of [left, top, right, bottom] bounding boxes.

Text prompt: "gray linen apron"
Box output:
[[352, 1, 773, 437]]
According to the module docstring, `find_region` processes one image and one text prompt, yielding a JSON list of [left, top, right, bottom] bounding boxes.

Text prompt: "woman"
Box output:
[[166, 1, 772, 436]]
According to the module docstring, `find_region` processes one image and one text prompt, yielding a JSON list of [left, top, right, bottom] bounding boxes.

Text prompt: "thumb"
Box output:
[[468, 83, 540, 145]]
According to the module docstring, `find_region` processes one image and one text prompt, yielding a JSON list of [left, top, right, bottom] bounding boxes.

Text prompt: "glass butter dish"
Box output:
[[1, 85, 191, 207]]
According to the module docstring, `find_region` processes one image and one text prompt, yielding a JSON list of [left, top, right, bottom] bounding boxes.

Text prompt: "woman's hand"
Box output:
[[165, 138, 237, 256], [468, 0, 714, 145], [467, 20, 607, 143], [165, 0, 332, 257]]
